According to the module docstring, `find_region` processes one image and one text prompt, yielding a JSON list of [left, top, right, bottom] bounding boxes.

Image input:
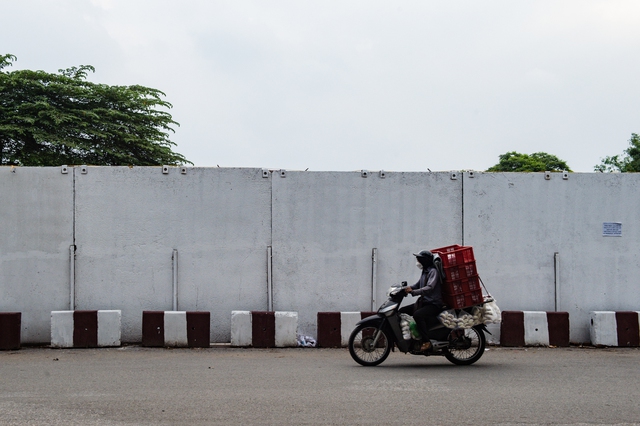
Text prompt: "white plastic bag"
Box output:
[[483, 297, 502, 324]]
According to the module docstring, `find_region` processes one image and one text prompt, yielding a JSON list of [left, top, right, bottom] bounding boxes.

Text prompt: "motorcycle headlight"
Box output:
[[379, 303, 398, 316]]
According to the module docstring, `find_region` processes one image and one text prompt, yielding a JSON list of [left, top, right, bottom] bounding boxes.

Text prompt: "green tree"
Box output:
[[486, 151, 571, 172], [0, 54, 191, 166], [594, 133, 640, 172]]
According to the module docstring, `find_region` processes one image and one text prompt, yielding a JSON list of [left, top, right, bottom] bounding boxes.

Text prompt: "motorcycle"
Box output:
[[348, 281, 489, 366]]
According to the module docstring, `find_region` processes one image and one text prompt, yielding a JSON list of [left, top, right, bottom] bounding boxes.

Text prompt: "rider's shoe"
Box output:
[[420, 341, 432, 352]]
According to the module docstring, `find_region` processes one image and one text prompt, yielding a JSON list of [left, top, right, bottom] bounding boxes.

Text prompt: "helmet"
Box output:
[[413, 249, 434, 267]]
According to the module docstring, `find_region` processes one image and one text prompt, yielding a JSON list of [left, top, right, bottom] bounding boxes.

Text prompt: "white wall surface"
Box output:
[[271, 171, 462, 337], [0, 167, 73, 343], [464, 172, 640, 342], [2, 167, 639, 344], [73, 167, 271, 342]]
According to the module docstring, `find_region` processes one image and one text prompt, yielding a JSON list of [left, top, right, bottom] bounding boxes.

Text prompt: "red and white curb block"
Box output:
[[316, 312, 376, 348], [51, 310, 121, 348], [230, 311, 298, 347], [142, 311, 210, 348], [590, 311, 640, 347], [500, 311, 570, 347], [0, 312, 21, 350]]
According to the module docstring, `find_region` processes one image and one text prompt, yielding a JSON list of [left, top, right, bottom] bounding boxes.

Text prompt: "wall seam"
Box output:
[[461, 171, 465, 245]]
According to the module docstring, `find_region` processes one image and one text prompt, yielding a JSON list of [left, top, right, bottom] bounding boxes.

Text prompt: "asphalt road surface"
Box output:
[[1, 345, 639, 425]]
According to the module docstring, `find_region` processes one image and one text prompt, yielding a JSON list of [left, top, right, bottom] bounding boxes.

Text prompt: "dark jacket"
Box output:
[[410, 266, 443, 307]]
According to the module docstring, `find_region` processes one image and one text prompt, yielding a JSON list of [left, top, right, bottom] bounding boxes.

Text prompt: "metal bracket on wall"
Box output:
[[450, 172, 458, 180], [80, 165, 88, 174], [562, 171, 569, 180], [279, 170, 286, 178], [61, 165, 69, 174], [162, 165, 169, 174], [180, 167, 187, 175], [544, 171, 551, 180], [361, 170, 369, 178], [262, 169, 269, 178], [379, 170, 386, 178], [468, 171, 475, 178]]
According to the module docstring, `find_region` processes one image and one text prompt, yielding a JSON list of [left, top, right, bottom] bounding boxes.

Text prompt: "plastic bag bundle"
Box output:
[[457, 311, 475, 328], [439, 310, 458, 328], [439, 308, 486, 329], [399, 313, 422, 339], [399, 313, 413, 340], [483, 297, 502, 324], [297, 335, 317, 347]]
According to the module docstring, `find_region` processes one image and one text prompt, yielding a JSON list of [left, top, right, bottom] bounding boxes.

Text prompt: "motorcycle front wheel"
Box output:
[[348, 324, 391, 366], [443, 326, 486, 366]]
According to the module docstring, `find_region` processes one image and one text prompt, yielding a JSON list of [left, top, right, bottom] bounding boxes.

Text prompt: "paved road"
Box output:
[[1, 345, 639, 425]]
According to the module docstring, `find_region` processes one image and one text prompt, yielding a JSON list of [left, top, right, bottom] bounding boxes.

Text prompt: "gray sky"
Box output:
[[4, 0, 640, 172]]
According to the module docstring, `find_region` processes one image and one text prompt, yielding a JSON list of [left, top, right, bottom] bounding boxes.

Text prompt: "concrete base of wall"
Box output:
[[316, 312, 376, 348], [141, 311, 210, 348], [51, 310, 121, 348], [590, 311, 640, 347], [231, 311, 298, 347], [500, 311, 570, 347], [0, 312, 21, 350]]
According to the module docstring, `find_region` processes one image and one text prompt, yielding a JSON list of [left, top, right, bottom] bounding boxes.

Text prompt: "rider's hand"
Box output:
[[404, 287, 413, 294]]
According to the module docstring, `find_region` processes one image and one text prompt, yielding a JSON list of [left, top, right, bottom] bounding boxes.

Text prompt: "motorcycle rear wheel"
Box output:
[[443, 326, 486, 365], [348, 324, 391, 366]]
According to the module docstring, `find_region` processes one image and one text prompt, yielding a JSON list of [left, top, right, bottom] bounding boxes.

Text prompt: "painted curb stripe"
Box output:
[[547, 312, 570, 347], [164, 311, 188, 347], [317, 312, 341, 348], [142, 311, 210, 347], [142, 311, 165, 347], [0, 312, 21, 350], [252, 311, 275, 348], [187, 311, 211, 348], [73, 310, 98, 348], [340, 312, 362, 347], [615, 311, 639, 347], [501, 311, 525, 347]]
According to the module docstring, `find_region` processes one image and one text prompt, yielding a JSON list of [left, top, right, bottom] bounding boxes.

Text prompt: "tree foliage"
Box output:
[[0, 54, 191, 166], [594, 133, 640, 172], [486, 151, 571, 172]]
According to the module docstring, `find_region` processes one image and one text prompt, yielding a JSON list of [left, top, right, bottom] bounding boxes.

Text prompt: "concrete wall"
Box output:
[[74, 167, 271, 342], [464, 172, 640, 342], [0, 167, 73, 343], [1, 167, 639, 343], [272, 171, 462, 337]]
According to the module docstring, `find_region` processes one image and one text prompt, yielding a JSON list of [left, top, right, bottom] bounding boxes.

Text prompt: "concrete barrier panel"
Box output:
[[52, 310, 122, 348], [252, 311, 275, 348], [164, 311, 189, 347], [590, 311, 640, 347], [590, 312, 618, 347], [186, 311, 211, 348], [275, 312, 298, 347], [231, 311, 299, 347], [316, 311, 373, 348], [97, 310, 121, 347], [51, 311, 74, 348], [523, 311, 550, 346], [142, 311, 164, 347], [502, 311, 569, 347], [317, 312, 341, 348], [231, 311, 252, 347], [0, 312, 21, 350], [73, 310, 98, 348]]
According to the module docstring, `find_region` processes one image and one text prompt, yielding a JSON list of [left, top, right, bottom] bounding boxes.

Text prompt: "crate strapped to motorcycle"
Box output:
[[431, 244, 501, 327]]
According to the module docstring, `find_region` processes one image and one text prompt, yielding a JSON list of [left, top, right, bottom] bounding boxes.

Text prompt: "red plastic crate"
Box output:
[[445, 275, 481, 294], [432, 245, 475, 267], [443, 289, 484, 309], [443, 262, 478, 282]]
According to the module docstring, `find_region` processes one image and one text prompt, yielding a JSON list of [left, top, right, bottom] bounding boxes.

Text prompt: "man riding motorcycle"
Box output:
[[399, 250, 444, 352]]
